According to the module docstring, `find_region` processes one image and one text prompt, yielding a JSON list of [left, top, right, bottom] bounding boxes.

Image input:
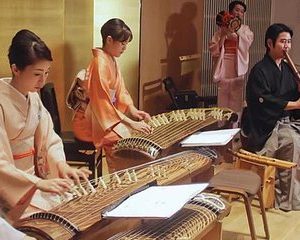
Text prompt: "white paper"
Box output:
[[181, 128, 240, 147], [102, 183, 208, 219]]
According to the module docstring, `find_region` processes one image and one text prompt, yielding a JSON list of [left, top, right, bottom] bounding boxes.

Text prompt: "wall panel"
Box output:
[[0, 0, 93, 130], [140, 0, 204, 114]]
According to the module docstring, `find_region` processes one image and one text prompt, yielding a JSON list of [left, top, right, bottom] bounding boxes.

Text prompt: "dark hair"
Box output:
[[265, 23, 293, 52], [229, 1, 246, 12], [101, 18, 133, 46], [8, 29, 52, 70]]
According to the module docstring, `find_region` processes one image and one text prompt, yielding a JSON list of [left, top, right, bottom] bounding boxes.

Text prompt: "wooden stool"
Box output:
[[208, 169, 270, 240], [236, 159, 275, 208], [231, 149, 297, 209]]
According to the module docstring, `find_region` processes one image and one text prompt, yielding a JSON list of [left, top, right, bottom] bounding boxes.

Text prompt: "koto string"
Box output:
[[49, 152, 209, 230], [116, 108, 233, 154]]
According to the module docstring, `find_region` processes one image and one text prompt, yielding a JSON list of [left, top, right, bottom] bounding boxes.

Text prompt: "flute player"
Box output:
[[242, 23, 300, 211]]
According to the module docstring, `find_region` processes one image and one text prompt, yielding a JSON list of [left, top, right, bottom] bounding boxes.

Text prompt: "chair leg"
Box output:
[[241, 194, 257, 240], [257, 188, 270, 239]]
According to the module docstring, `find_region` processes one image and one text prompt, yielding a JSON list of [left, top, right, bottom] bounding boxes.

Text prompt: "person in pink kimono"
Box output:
[[209, 1, 253, 126], [0, 29, 91, 221], [72, 18, 152, 173]]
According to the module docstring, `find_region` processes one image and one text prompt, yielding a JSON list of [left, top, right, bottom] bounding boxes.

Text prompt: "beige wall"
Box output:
[[139, 0, 204, 114], [271, 0, 300, 64], [0, 0, 140, 131], [0, 0, 93, 131], [64, 0, 93, 130], [0, 0, 65, 127]]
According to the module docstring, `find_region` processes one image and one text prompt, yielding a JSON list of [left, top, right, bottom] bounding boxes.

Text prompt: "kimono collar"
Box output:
[[92, 48, 101, 57], [264, 54, 284, 71], [0, 78, 29, 114], [92, 48, 115, 62], [265, 53, 284, 71]]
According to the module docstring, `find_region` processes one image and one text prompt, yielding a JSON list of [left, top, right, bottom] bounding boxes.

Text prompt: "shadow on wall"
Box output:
[[63, 42, 76, 130], [165, 1, 198, 90]]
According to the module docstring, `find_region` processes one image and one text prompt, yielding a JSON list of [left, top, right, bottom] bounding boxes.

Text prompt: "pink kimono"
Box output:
[[209, 24, 253, 116], [0, 78, 66, 220], [73, 48, 134, 172]]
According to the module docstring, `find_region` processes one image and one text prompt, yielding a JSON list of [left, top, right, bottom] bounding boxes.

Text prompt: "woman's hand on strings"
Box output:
[[35, 178, 73, 194], [128, 105, 151, 121], [130, 120, 153, 134], [125, 105, 153, 134], [57, 162, 92, 185], [133, 110, 151, 121]]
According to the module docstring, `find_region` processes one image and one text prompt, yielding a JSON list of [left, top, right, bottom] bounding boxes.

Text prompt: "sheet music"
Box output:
[[181, 128, 240, 147], [102, 183, 208, 219]]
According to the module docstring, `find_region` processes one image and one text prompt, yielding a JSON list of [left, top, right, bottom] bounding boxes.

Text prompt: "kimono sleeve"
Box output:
[[115, 69, 134, 112], [87, 56, 131, 132], [209, 30, 223, 58], [0, 106, 38, 220], [236, 25, 254, 76], [237, 25, 254, 50], [34, 99, 66, 179], [246, 67, 288, 124]]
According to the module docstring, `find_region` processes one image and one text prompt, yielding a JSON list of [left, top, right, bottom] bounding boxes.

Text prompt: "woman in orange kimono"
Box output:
[[0, 29, 91, 221], [73, 18, 152, 173]]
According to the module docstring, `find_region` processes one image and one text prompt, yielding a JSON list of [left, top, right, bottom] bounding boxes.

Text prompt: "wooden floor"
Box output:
[[214, 161, 300, 240], [222, 199, 300, 240]]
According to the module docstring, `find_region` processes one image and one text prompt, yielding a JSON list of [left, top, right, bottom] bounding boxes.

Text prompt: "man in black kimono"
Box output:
[[242, 23, 300, 211]]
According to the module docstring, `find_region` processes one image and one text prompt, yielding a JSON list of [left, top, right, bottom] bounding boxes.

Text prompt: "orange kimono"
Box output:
[[79, 48, 134, 172]]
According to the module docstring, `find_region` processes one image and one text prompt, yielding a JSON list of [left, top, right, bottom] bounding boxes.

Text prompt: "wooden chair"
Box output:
[[142, 78, 165, 115], [208, 169, 270, 240], [231, 149, 297, 209], [40, 82, 102, 180]]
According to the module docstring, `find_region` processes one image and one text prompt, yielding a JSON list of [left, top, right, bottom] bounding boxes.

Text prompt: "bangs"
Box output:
[[114, 28, 133, 42]]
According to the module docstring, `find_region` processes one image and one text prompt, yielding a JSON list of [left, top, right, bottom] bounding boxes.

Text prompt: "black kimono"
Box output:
[[242, 54, 300, 211], [244, 54, 300, 152]]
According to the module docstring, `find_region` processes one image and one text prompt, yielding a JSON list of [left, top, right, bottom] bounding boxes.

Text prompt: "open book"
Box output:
[[102, 183, 208, 219], [181, 128, 240, 147]]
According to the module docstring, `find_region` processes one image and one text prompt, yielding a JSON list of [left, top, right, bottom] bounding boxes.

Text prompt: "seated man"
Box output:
[[242, 23, 300, 211]]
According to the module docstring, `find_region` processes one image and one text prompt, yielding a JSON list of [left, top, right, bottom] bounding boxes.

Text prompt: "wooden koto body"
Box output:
[[108, 193, 230, 240], [113, 107, 235, 159], [16, 150, 212, 240]]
